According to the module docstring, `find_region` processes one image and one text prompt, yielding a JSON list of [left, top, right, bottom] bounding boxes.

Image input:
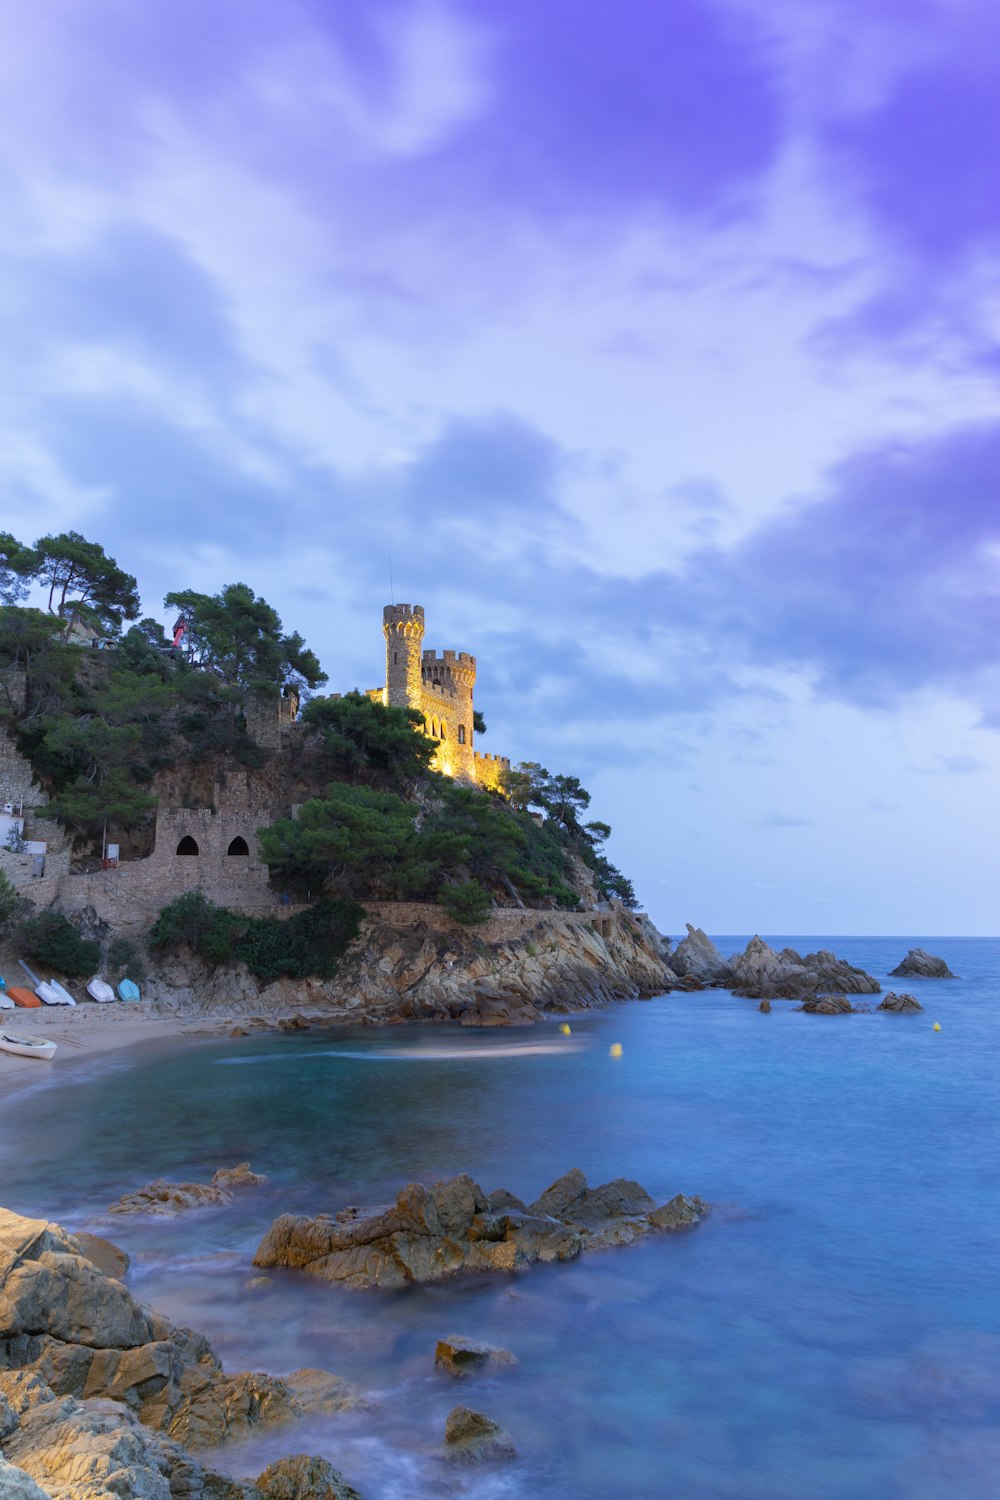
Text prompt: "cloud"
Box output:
[[673, 421, 1000, 711], [758, 813, 812, 829]]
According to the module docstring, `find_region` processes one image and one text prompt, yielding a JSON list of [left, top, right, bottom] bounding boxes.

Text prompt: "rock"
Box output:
[[889, 948, 956, 979], [435, 1336, 519, 1377], [729, 936, 880, 1000], [283, 1367, 372, 1416], [73, 1230, 131, 1281], [758, 999, 771, 1013], [443, 1405, 517, 1465], [256, 1452, 363, 1500], [277, 1014, 312, 1031], [0, 1458, 52, 1500], [108, 1162, 267, 1216], [670, 925, 731, 985], [0, 1368, 259, 1500], [799, 995, 855, 1014], [0, 1207, 340, 1454], [877, 991, 924, 1013], [253, 1171, 706, 1289]]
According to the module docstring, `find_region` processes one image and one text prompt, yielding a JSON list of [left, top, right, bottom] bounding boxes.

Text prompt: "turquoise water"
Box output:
[[1, 936, 998, 1498]]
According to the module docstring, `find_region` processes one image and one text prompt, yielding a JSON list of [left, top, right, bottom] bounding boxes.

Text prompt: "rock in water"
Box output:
[[889, 949, 956, 979], [799, 995, 855, 1014], [253, 1171, 706, 1289], [257, 1452, 364, 1499], [444, 1405, 517, 1464], [877, 991, 924, 1013], [435, 1336, 518, 1377], [108, 1162, 268, 1215], [729, 936, 880, 1000], [670, 924, 732, 985]]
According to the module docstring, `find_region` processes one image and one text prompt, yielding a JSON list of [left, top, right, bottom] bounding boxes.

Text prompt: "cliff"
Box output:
[[142, 902, 676, 1026]]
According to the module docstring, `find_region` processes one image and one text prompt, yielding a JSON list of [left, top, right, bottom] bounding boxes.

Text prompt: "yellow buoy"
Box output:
[[609, 1042, 623, 1058], [933, 1022, 941, 1031], [559, 1023, 572, 1035]]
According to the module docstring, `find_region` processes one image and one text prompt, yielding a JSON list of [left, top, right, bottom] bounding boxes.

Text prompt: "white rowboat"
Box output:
[[35, 981, 75, 1007], [0, 1033, 57, 1061], [87, 977, 116, 1003], [0, 991, 14, 1010]]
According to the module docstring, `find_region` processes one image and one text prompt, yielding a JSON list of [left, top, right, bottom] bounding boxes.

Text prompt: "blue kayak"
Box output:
[[117, 978, 141, 1002]]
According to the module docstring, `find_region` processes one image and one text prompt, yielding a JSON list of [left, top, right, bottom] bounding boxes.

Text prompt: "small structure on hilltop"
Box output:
[[377, 604, 509, 791]]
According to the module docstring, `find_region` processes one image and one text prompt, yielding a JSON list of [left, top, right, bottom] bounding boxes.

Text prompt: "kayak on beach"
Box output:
[[118, 979, 141, 1002], [0, 1033, 57, 1061], [87, 977, 117, 1003]]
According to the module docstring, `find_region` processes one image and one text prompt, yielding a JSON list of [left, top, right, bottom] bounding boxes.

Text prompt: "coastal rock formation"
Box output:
[[108, 1162, 267, 1216], [889, 949, 956, 979], [670, 925, 731, 985], [252, 1170, 706, 1290], [798, 995, 856, 1014], [728, 937, 880, 1001], [144, 904, 677, 1028], [0, 1206, 364, 1491], [256, 1453, 364, 1500], [434, 1336, 518, 1377], [443, 1405, 517, 1465], [0, 1368, 260, 1500], [877, 991, 924, 1013]]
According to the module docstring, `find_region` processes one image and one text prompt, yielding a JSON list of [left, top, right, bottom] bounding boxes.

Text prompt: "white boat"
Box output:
[[0, 991, 14, 1010], [35, 981, 76, 1007], [0, 1033, 57, 1061], [87, 977, 116, 1003]]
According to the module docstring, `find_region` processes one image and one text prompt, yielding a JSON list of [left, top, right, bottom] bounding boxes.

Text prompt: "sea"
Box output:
[[1, 935, 997, 1500]]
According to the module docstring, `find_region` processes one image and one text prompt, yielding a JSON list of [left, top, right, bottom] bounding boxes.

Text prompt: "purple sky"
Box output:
[[2, 0, 998, 933]]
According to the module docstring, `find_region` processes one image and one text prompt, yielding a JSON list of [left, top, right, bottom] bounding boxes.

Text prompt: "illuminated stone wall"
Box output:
[[380, 603, 506, 788]]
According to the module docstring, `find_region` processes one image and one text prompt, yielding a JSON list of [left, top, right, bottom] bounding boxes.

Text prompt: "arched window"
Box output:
[[176, 836, 199, 856], [458, 725, 466, 744], [440, 721, 447, 739], [227, 836, 250, 856]]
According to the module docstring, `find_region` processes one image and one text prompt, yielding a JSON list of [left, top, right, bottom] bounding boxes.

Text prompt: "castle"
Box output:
[[376, 604, 509, 792], [0, 603, 511, 924]]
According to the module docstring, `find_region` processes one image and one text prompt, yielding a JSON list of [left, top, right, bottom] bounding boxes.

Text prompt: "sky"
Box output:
[[1, 0, 998, 936]]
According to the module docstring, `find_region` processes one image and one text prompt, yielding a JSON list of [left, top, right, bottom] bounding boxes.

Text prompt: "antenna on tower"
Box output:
[[389, 554, 394, 605]]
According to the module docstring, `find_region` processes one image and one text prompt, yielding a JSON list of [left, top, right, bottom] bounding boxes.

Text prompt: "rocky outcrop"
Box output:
[[670, 925, 730, 985], [434, 1336, 518, 1377], [889, 949, 956, 979], [0, 1368, 260, 1500], [0, 1205, 366, 1498], [143, 905, 677, 1027], [256, 1453, 363, 1500], [252, 1170, 705, 1290], [877, 991, 924, 1013], [729, 937, 880, 1000], [798, 995, 856, 1014], [108, 1163, 267, 1216], [443, 1405, 517, 1465]]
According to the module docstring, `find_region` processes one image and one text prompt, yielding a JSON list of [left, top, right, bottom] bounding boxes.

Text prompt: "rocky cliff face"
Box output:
[[144, 905, 677, 1026]]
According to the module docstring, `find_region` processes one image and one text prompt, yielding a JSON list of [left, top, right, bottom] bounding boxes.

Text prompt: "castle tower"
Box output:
[[383, 604, 425, 709]]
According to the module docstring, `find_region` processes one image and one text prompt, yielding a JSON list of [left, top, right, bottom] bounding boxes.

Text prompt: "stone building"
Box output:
[[379, 604, 509, 790]]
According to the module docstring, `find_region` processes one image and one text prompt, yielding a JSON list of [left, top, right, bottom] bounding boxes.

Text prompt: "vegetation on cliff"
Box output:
[[1, 529, 638, 949]]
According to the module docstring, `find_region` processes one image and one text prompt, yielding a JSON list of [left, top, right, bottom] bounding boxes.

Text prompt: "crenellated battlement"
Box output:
[[379, 602, 505, 789]]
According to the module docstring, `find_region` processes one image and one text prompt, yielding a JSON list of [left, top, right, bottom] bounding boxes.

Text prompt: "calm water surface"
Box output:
[[1, 935, 998, 1499]]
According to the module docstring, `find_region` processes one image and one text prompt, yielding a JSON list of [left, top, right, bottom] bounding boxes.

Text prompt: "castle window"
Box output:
[[393, 651, 397, 664], [227, 836, 250, 856], [176, 836, 199, 856], [440, 722, 447, 739], [458, 725, 466, 744]]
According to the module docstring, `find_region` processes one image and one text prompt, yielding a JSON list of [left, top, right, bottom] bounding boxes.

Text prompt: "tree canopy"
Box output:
[[0, 533, 34, 606], [164, 582, 326, 698], [30, 531, 140, 636]]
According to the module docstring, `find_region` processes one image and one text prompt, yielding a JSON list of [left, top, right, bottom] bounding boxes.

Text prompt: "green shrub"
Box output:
[[17, 911, 100, 977], [439, 878, 492, 926], [147, 893, 362, 981]]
